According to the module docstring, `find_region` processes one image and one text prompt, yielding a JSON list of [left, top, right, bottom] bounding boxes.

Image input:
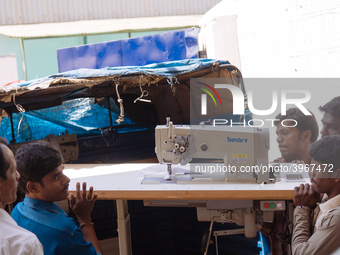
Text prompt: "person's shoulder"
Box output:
[[3, 238, 43, 255], [10, 227, 42, 247], [329, 206, 340, 218], [3, 216, 39, 239], [12, 200, 78, 234], [320, 206, 340, 228], [0, 222, 43, 255]]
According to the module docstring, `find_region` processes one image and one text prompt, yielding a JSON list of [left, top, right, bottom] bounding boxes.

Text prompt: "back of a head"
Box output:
[[15, 142, 63, 194], [0, 137, 9, 180], [319, 96, 340, 117], [275, 107, 319, 143], [309, 135, 340, 170]]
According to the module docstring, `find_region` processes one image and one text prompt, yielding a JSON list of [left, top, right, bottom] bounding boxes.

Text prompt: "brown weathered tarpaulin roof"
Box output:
[[0, 60, 243, 125]]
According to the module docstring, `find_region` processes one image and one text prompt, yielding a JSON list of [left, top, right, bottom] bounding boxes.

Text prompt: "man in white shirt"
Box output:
[[0, 137, 43, 255]]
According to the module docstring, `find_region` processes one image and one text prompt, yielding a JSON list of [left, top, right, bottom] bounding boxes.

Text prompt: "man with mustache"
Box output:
[[292, 135, 340, 254], [0, 137, 43, 254], [319, 96, 340, 137], [11, 142, 102, 255], [274, 107, 319, 164]]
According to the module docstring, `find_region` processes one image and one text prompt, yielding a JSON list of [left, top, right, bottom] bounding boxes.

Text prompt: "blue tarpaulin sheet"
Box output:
[[0, 98, 137, 143]]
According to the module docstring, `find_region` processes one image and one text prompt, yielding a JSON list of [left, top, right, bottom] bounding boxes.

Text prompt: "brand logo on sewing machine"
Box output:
[[198, 83, 311, 116], [227, 137, 248, 143]]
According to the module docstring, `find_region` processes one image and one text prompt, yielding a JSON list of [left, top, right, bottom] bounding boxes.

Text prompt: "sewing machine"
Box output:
[[151, 117, 271, 184], [141, 118, 302, 253]]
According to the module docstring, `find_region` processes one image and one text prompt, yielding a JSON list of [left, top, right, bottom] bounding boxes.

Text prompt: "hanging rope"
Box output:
[[114, 78, 124, 124], [13, 87, 26, 135], [134, 76, 151, 103]]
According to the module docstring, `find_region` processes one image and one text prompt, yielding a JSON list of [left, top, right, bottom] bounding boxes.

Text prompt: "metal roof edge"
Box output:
[[0, 15, 202, 39]]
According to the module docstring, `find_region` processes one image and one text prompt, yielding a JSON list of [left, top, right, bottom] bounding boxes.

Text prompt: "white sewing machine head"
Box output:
[[155, 118, 270, 184]]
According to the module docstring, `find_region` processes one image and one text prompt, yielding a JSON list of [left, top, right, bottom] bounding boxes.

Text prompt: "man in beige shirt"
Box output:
[[292, 135, 340, 255]]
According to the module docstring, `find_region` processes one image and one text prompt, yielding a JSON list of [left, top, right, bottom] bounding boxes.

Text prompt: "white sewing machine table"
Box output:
[[64, 163, 308, 255]]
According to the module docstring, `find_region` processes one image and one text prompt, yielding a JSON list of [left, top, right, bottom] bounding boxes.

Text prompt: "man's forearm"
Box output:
[[81, 224, 103, 255], [292, 207, 311, 255], [78, 216, 102, 255]]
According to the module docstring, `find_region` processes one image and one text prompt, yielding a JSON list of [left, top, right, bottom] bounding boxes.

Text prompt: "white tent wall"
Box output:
[[198, 15, 241, 70], [199, 0, 340, 161], [199, 0, 340, 78]]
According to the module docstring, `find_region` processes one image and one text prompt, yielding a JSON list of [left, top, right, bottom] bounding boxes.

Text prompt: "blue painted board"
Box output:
[[57, 28, 198, 72]]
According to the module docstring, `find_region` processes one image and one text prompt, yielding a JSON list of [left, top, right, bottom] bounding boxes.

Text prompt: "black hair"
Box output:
[[0, 137, 9, 180], [309, 135, 340, 171], [274, 107, 319, 143], [15, 142, 63, 194], [319, 96, 340, 117]]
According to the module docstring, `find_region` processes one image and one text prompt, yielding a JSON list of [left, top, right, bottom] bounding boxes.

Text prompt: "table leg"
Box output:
[[116, 199, 132, 255]]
